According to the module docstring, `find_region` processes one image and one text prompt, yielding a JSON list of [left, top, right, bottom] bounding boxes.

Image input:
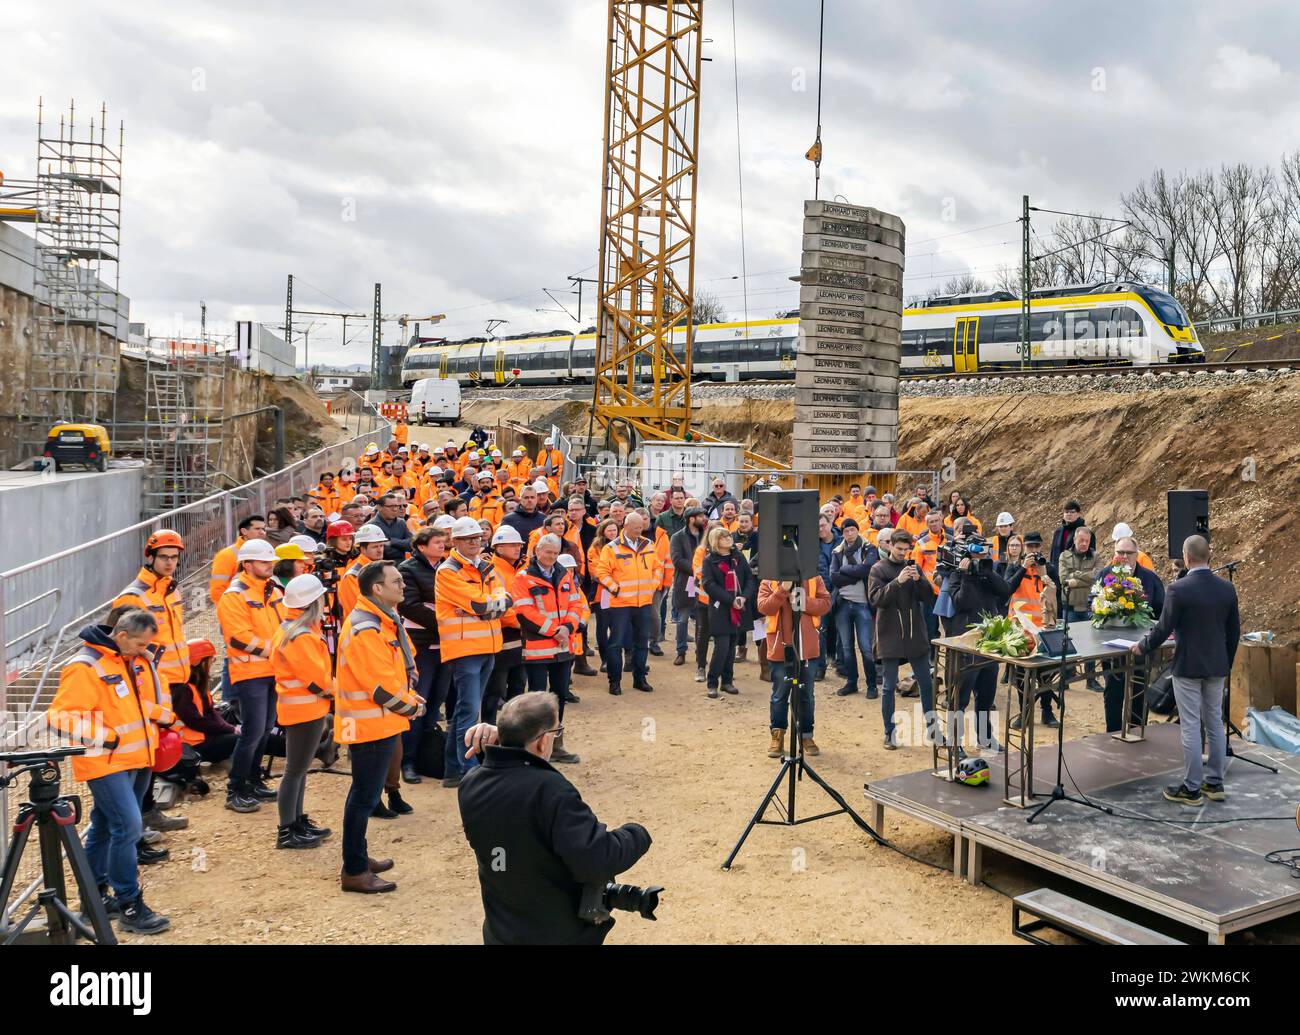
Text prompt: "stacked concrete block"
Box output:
[[792, 200, 905, 473]]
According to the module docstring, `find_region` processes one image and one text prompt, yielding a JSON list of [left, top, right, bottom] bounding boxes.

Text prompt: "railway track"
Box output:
[[455, 357, 1300, 397]]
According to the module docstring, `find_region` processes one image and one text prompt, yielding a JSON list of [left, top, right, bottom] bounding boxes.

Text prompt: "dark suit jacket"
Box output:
[[1138, 567, 1239, 678]]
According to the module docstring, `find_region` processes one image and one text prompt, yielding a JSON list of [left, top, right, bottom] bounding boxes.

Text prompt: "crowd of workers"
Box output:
[[44, 419, 1196, 933]]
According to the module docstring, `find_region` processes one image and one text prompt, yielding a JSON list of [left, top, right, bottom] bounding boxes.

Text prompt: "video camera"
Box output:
[[936, 533, 992, 576], [313, 548, 356, 590], [578, 880, 663, 924]]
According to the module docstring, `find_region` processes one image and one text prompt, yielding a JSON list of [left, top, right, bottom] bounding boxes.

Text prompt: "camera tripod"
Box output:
[[1210, 561, 1275, 775], [723, 591, 883, 869], [0, 747, 116, 945]]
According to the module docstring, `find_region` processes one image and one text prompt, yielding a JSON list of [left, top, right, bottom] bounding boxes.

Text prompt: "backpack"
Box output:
[[416, 723, 447, 779]]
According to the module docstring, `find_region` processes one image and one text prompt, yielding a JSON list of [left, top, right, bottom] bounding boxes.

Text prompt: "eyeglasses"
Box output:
[[1116, 549, 1137, 556], [546, 725, 564, 737]]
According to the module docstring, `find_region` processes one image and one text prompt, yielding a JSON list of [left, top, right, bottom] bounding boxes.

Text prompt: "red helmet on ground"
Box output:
[[327, 520, 356, 539], [187, 637, 216, 664], [145, 529, 185, 555], [152, 728, 183, 773]]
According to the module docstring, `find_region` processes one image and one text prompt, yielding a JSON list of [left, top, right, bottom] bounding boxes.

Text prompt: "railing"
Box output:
[[1194, 307, 1300, 332], [0, 406, 390, 861]]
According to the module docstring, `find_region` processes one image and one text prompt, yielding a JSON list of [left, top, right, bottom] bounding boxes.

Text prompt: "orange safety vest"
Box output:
[[217, 572, 286, 684], [46, 638, 174, 782], [912, 529, 947, 589], [208, 539, 244, 606], [653, 526, 673, 589], [692, 543, 709, 605], [309, 483, 342, 515], [393, 421, 409, 445], [595, 534, 662, 608], [536, 448, 563, 476], [175, 681, 211, 747], [271, 614, 334, 726], [336, 555, 373, 617], [334, 598, 421, 744], [113, 567, 190, 688], [944, 513, 983, 535], [1009, 567, 1048, 627], [513, 561, 584, 663], [469, 490, 505, 529], [435, 549, 510, 660], [762, 577, 826, 634]]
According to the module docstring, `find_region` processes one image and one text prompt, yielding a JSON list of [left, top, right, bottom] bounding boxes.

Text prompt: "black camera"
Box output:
[[578, 881, 663, 924], [1027, 552, 1048, 568], [935, 534, 991, 576], [313, 548, 356, 589]]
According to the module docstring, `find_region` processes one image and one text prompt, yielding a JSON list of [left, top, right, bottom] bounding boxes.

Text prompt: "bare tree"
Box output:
[[664, 286, 728, 325], [1197, 163, 1275, 317], [938, 273, 989, 296]]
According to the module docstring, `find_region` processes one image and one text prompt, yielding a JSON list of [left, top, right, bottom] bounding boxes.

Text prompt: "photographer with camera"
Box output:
[[458, 693, 653, 944], [999, 532, 1060, 730], [868, 530, 937, 750], [946, 519, 1013, 752]]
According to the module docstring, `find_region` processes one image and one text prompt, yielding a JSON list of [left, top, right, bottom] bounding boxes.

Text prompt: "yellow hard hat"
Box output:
[[274, 543, 306, 561]]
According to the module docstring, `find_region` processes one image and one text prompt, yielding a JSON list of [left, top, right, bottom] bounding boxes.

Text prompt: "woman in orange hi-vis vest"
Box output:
[[588, 517, 620, 675], [271, 574, 336, 851]]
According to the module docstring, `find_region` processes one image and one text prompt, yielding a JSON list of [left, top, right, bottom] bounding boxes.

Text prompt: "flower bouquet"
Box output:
[[1089, 565, 1156, 628]]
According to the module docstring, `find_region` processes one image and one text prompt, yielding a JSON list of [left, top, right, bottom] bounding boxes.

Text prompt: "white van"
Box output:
[[409, 378, 462, 426]]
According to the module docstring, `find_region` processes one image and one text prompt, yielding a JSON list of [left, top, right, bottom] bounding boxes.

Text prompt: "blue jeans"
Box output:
[[881, 656, 936, 743], [672, 602, 689, 656], [342, 735, 397, 876], [445, 653, 495, 778], [84, 767, 150, 901], [769, 661, 815, 734], [607, 605, 652, 685], [229, 676, 277, 787], [835, 600, 877, 691]]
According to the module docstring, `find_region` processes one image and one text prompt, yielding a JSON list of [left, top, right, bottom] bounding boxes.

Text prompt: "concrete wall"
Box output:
[[0, 466, 147, 571]]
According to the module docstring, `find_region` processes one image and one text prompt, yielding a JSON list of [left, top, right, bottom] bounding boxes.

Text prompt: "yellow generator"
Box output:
[[41, 423, 112, 472]]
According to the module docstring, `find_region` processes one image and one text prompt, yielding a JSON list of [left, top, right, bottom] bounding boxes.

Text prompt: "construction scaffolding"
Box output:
[[26, 99, 124, 434], [141, 338, 226, 515]]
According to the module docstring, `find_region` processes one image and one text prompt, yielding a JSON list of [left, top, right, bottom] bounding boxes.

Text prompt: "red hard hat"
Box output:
[[153, 728, 183, 773], [327, 520, 356, 538], [187, 637, 216, 664], [145, 529, 185, 555]]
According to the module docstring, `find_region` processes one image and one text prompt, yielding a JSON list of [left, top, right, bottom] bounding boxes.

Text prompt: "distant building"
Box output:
[[312, 368, 368, 393], [235, 321, 296, 376]]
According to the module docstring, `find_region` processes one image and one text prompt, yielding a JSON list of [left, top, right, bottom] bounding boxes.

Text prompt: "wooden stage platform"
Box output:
[[862, 722, 1300, 944]]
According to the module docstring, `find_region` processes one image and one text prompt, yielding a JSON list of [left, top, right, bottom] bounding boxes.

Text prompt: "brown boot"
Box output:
[[341, 868, 396, 893], [367, 857, 394, 873], [758, 656, 770, 681], [736, 644, 748, 663], [768, 729, 785, 758], [802, 736, 820, 756]]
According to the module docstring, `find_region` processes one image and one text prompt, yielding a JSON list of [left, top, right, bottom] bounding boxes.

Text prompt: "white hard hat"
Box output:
[[289, 534, 319, 554], [418, 443, 430, 451], [556, 552, 578, 569], [491, 524, 523, 546], [996, 512, 1015, 526], [365, 444, 379, 455], [397, 445, 409, 453], [544, 437, 554, 445], [283, 574, 327, 610], [477, 469, 496, 481], [531, 479, 550, 493], [432, 515, 456, 531], [512, 447, 524, 456], [354, 523, 389, 545], [1112, 522, 1133, 542], [427, 465, 442, 477], [452, 516, 485, 539], [491, 449, 502, 458], [237, 539, 278, 564]]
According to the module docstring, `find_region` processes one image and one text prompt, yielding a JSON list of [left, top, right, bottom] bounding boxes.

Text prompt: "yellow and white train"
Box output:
[[401, 281, 1203, 386]]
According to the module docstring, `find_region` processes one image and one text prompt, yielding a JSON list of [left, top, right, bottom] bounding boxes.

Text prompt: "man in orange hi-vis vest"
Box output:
[[436, 516, 511, 787], [594, 510, 662, 696]]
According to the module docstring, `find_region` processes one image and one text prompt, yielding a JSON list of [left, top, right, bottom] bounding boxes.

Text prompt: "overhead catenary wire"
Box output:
[[731, 0, 749, 336]]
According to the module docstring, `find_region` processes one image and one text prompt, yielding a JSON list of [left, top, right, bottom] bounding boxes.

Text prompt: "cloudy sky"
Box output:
[[2, 0, 1297, 365]]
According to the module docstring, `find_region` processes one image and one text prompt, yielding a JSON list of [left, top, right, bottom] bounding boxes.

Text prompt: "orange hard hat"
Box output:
[[146, 529, 185, 555], [187, 637, 216, 664]]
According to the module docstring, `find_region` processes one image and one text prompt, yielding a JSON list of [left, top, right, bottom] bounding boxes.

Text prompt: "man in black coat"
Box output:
[[397, 527, 452, 783], [1133, 534, 1239, 807], [1047, 499, 1086, 584], [458, 694, 652, 944], [868, 530, 937, 749]]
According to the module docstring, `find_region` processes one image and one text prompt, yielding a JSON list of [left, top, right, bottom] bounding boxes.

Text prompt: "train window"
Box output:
[[1062, 310, 1093, 339], [995, 314, 1020, 343], [755, 338, 777, 360], [924, 326, 953, 349], [1029, 313, 1056, 341]]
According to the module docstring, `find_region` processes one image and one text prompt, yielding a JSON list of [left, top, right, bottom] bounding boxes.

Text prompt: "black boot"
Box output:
[[225, 783, 261, 813], [574, 658, 598, 677], [401, 763, 422, 784], [277, 823, 322, 849], [136, 842, 169, 865], [118, 894, 170, 935], [79, 883, 121, 924], [387, 789, 414, 815], [371, 797, 397, 819], [296, 814, 332, 839], [250, 778, 278, 801]]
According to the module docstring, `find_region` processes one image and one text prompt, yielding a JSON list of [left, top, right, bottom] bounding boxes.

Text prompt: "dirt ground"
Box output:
[[117, 651, 1300, 945]]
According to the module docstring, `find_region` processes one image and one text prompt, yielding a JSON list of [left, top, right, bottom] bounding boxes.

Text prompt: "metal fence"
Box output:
[[0, 409, 390, 873], [1193, 307, 1300, 333]]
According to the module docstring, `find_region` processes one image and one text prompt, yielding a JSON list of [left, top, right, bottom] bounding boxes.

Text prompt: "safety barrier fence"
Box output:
[[1193, 307, 1300, 332], [0, 410, 390, 877]]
